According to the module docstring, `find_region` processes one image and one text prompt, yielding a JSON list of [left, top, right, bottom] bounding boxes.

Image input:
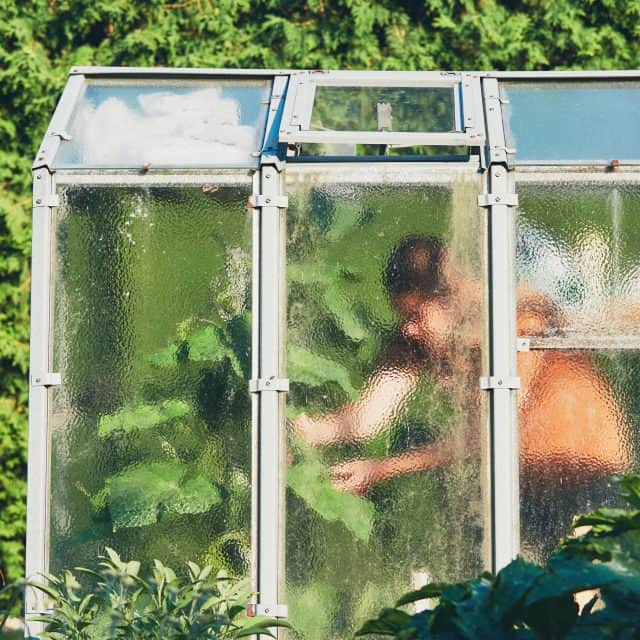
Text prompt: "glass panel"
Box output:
[[297, 143, 468, 160], [310, 86, 456, 133], [516, 180, 640, 563], [502, 81, 640, 163], [54, 79, 272, 168], [285, 173, 488, 640], [49, 183, 252, 575]]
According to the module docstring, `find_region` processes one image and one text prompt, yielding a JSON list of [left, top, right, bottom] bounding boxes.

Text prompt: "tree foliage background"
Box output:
[[1, 0, 640, 584]]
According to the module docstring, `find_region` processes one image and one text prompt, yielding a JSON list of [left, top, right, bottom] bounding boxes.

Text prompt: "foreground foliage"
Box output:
[[25, 548, 286, 639], [358, 474, 640, 640]]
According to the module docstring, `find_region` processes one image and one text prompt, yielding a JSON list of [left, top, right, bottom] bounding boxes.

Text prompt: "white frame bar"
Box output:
[[25, 168, 57, 636], [482, 78, 520, 571]]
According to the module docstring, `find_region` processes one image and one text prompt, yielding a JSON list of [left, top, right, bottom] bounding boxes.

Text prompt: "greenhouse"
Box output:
[[28, 67, 640, 638]]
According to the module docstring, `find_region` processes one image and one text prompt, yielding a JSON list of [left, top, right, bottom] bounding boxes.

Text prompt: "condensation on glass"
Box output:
[[515, 179, 640, 562], [53, 79, 272, 169], [502, 81, 640, 163], [48, 183, 253, 574], [284, 169, 488, 640], [310, 86, 456, 134]]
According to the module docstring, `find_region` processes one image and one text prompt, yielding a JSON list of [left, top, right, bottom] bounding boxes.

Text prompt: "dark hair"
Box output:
[[384, 235, 448, 298]]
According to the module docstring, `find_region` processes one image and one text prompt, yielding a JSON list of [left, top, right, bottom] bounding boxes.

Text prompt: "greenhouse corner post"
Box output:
[[26, 166, 58, 636], [254, 75, 290, 630], [481, 77, 520, 571]]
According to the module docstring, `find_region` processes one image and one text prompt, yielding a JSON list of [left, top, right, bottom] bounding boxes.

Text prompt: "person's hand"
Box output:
[[291, 412, 342, 446], [329, 458, 386, 495]]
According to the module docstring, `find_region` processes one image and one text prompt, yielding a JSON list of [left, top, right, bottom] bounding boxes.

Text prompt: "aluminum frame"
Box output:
[[481, 77, 520, 571], [278, 71, 485, 147]]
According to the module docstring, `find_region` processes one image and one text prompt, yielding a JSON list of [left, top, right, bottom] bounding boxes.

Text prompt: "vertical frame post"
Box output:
[[25, 168, 58, 633], [252, 75, 289, 623], [482, 78, 520, 571]]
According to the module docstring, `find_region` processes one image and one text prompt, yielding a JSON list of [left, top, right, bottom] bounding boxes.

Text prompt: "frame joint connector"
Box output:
[[477, 193, 518, 208], [247, 603, 288, 618], [249, 376, 290, 393], [248, 194, 289, 209], [34, 194, 60, 208], [32, 373, 62, 387], [480, 376, 520, 390]]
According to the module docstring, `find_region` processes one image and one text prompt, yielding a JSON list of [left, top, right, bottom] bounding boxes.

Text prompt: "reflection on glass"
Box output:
[[516, 181, 640, 562], [49, 184, 252, 575], [54, 80, 272, 168], [502, 82, 640, 162], [310, 86, 456, 133], [285, 176, 487, 640]]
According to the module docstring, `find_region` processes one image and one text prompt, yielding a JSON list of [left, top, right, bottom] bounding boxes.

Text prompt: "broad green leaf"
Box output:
[[101, 462, 221, 531], [287, 459, 375, 542], [324, 282, 369, 341], [99, 399, 191, 436], [288, 345, 358, 399]]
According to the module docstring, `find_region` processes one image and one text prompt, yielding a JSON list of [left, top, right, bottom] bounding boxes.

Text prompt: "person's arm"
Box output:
[[329, 437, 457, 495], [293, 366, 420, 446]]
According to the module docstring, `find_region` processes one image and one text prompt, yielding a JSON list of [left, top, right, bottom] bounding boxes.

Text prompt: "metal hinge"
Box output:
[[477, 193, 519, 208], [248, 195, 289, 209], [34, 194, 60, 208], [32, 373, 62, 387], [480, 376, 520, 390], [247, 603, 289, 618], [249, 376, 290, 393]]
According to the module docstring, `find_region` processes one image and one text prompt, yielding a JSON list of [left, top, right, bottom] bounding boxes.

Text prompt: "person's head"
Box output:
[[385, 235, 454, 349]]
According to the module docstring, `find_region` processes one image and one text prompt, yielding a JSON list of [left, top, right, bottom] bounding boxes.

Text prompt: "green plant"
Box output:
[[28, 547, 288, 640], [356, 474, 640, 640]]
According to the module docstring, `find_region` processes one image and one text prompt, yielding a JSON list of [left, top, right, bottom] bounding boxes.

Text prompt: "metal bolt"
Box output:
[[265, 174, 272, 179], [36, 199, 42, 204], [266, 198, 271, 203], [35, 378, 41, 383], [265, 380, 271, 386], [265, 608, 270, 614], [497, 379, 503, 386], [36, 175, 42, 180], [495, 197, 501, 202]]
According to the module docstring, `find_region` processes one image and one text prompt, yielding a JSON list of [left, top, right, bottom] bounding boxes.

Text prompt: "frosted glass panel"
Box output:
[[516, 180, 640, 562], [285, 175, 487, 640], [502, 82, 640, 163], [54, 79, 271, 168], [310, 86, 456, 132], [49, 184, 252, 575]]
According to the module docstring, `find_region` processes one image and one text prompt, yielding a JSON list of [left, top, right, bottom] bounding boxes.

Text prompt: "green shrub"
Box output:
[[24, 548, 288, 639], [357, 474, 640, 640]]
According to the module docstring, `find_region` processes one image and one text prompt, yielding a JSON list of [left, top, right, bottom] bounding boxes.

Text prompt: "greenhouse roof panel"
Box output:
[[46, 77, 272, 170]]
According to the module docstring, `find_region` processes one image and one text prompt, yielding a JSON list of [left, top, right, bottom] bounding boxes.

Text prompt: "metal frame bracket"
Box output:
[[479, 376, 520, 390], [477, 193, 518, 208], [31, 373, 62, 388], [517, 338, 530, 352], [34, 194, 60, 208], [249, 376, 290, 393], [247, 603, 289, 618], [248, 194, 289, 209]]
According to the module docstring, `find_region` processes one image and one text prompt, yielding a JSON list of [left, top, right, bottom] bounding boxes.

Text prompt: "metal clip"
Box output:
[[249, 377, 290, 393], [34, 194, 60, 208], [50, 131, 73, 141], [477, 193, 519, 208], [248, 195, 289, 209], [32, 373, 62, 387], [247, 603, 289, 618], [480, 376, 520, 390]]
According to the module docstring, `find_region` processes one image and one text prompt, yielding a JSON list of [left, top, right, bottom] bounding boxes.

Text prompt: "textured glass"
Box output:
[[503, 82, 640, 162], [54, 79, 272, 168], [49, 184, 252, 575], [516, 181, 640, 562], [286, 175, 487, 640], [310, 86, 456, 133]]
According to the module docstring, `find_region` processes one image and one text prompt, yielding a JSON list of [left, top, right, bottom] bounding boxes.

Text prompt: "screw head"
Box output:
[[497, 379, 503, 386], [36, 199, 42, 204]]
